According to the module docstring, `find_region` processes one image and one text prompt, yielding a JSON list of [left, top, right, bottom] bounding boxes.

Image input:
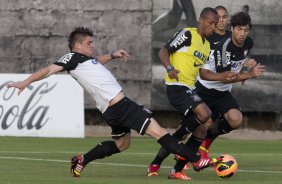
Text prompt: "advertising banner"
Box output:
[[0, 74, 84, 138]]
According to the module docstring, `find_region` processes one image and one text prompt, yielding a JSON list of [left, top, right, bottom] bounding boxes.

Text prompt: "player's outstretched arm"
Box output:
[[7, 64, 63, 95], [238, 63, 266, 81], [230, 62, 266, 84], [200, 68, 238, 83], [98, 49, 130, 65]]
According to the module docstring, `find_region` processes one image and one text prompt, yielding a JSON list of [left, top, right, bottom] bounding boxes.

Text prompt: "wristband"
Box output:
[[166, 65, 174, 72], [110, 52, 118, 59]]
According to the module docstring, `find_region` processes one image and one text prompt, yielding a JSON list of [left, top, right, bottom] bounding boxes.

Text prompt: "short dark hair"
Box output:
[[68, 27, 93, 50], [200, 7, 218, 18], [230, 12, 252, 29], [215, 5, 228, 14]]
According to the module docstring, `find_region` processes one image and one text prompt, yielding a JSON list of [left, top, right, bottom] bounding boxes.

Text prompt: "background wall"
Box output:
[[0, 0, 153, 109], [1, 0, 281, 129]]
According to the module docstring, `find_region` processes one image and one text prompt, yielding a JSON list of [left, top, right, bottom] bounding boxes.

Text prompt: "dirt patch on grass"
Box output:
[[85, 125, 282, 140]]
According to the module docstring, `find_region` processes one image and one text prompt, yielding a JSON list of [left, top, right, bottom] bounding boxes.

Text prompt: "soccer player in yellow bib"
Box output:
[[147, 7, 220, 180]]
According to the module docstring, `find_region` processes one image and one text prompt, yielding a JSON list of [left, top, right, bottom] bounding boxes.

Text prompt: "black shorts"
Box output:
[[166, 85, 203, 116], [102, 97, 152, 139], [195, 81, 240, 120]]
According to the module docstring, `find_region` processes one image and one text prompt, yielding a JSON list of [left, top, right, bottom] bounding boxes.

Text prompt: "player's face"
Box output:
[[77, 36, 95, 57], [201, 13, 219, 37], [231, 25, 250, 47], [216, 9, 228, 32]]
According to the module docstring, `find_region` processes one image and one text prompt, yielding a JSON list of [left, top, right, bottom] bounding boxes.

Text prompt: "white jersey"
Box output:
[[197, 37, 253, 92], [54, 52, 122, 113]]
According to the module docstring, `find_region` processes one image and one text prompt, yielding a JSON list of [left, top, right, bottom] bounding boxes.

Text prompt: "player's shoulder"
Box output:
[[216, 36, 232, 48], [244, 36, 254, 49], [58, 52, 93, 64], [185, 27, 198, 36]]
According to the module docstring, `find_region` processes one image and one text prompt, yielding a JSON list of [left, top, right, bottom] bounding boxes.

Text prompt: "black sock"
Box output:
[[150, 122, 194, 166], [157, 134, 199, 163], [150, 147, 170, 165], [185, 135, 204, 153], [206, 118, 233, 140], [173, 160, 188, 172], [83, 141, 120, 165], [172, 123, 191, 140], [173, 135, 203, 172]]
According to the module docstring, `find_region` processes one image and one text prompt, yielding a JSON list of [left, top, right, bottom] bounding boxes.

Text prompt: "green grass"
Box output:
[[1, 136, 282, 184]]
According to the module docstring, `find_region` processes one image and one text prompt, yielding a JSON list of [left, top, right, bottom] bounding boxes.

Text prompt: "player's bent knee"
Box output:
[[226, 109, 243, 129], [194, 104, 212, 122], [227, 112, 243, 129], [115, 133, 131, 151]]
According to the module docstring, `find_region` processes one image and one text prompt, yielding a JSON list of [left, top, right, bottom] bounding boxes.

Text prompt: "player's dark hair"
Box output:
[[200, 7, 218, 18], [215, 5, 228, 15], [68, 27, 93, 50], [230, 12, 252, 29]]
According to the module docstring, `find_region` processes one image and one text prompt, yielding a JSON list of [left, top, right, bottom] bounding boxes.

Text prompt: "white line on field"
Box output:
[[0, 156, 282, 174], [1, 151, 282, 156]]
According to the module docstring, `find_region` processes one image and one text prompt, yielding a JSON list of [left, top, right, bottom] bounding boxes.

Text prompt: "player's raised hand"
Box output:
[[7, 81, 28, 95], [112, 49, 130, 62], [168, 68, 180, 81], [244, 59, 257, 68], [250, 63, 266, 78]]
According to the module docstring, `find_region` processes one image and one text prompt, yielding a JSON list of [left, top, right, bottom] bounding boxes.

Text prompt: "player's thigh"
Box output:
[[103, 97, 153, 136], [166, 85, 203, 116], [210, 91, 240, 117], [114, 132, 131, 151]]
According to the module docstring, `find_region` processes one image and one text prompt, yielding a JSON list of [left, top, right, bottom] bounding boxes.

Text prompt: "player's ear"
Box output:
[[231, 26, 234, 32], [199, 17, 204, 24]]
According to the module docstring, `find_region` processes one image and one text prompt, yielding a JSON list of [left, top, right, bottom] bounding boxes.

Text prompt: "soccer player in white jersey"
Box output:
[[7, 27, 220, 178]]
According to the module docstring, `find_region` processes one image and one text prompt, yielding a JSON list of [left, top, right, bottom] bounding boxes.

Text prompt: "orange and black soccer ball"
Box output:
[[214, 154, 238, 178]]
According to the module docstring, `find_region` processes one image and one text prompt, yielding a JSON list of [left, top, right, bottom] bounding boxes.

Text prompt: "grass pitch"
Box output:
[[0, 136, 282, 184]]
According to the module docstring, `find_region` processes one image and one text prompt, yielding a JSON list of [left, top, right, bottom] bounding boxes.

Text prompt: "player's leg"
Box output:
[[147, 123, 190, 176], [202, 92, 241, 154], [148, 85, 197, 176], [171, 103, 213, 174], [147, 117, 221, 179], [71, 129, 131, 177], [145, 117, 200, 163], [224, 109, 243, 129]]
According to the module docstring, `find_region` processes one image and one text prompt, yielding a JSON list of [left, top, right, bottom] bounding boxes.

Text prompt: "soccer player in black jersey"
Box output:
[[195, 11, 265, 160], [7, 27, 220, 178], [207, 6, 231, 50]]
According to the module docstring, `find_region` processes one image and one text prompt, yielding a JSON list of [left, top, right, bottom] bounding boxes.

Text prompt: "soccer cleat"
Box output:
[[192, 156, 222, 172], [71, 155, 85, 177], [168, 170, 192, 180], [147, 164, 160, 176]]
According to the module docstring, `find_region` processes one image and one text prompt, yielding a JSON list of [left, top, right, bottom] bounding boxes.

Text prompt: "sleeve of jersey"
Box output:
[[213, 43, 227, 73], [164, 29, 192, 53], [201, 51, 215, 71], [53, 53, 79, 72]]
